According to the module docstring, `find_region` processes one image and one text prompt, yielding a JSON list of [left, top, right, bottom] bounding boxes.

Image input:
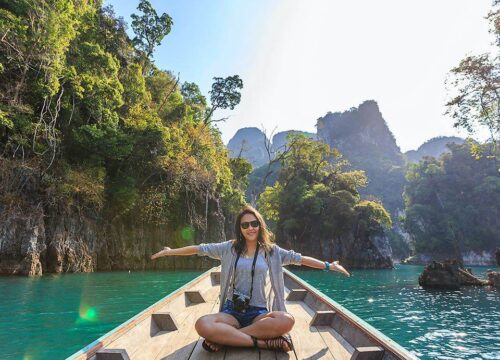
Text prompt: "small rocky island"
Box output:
[[419, 249, 500, 289]]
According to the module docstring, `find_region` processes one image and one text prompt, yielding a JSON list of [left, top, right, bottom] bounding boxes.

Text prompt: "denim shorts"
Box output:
[[221, 300, 268, 327]]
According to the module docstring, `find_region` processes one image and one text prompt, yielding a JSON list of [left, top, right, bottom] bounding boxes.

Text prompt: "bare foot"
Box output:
[[204, 340, 223, 352]]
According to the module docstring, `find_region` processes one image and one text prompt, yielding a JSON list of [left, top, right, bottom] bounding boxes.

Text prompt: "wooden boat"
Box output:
[[67, 267, 417, 360]]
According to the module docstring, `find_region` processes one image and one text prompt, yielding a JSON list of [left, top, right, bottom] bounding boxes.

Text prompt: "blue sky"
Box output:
[[105, 0, 495, 151]]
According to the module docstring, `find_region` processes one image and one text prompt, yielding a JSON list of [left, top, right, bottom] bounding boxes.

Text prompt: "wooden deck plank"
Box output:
[[224, 347, 268, 360], [153, 286, 221, 360], [102, 278, 217, 356], [254, 348, 278, 360], [284, 302, 335, 360], [225, 346, 276, 360], [187, 293, 226, 360], [315, 326, 355, 360], [146, 297, 216, 359], [106, 285, 218, 359], [188, 338, 227, 360]]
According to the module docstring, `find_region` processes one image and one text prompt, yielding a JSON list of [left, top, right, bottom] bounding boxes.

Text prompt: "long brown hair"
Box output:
[[233, 205, 274, 255]]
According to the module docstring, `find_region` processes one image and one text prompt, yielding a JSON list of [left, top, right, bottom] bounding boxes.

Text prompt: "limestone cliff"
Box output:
[[316, 100, 406, 216], [278, 229, 393, 270], [405, 136, 465, 163], [0, 164, 224, 276], [226, 127, 268, 168], [227, 128, 316, 168], [271, 130, 316, 151], [0, 206, 224, 276]]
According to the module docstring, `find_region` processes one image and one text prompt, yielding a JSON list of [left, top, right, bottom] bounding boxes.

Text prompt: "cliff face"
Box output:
[[278, 227, 393, 269], [0, 206, 224, 276], [315, 101, 409, 261], [405, 136, 465, 163], [0, 209, 46, 275], [404, 251, 496, 266], [316, 100, 406, 216], [271, 130, 316, 151], [226, 127, 268, 168], [0, 165, 225, 276], [227, 128, 316, 168]]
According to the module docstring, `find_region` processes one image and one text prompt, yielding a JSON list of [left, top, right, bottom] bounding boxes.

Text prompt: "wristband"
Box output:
[[324, 261, 330, 271]]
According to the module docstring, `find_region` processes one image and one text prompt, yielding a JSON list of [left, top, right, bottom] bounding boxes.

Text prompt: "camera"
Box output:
[[232, 289, 250, 312]]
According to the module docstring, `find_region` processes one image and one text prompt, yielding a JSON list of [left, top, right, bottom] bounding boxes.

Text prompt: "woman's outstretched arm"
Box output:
[[301, 256, 350, 277], [151, 240, 232, 261], [151, 246, 199, 260]]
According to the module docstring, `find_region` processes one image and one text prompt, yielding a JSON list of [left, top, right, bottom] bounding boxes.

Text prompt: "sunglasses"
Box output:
[[240, 220, 260, 229]]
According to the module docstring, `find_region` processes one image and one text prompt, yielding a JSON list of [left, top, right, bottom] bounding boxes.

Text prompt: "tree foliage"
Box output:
[[445, 1, 500, 157], [131, 0, 173, 59], [258, 134, 391, 251], [205, 75, 243, 124], [0, 0, 245, 236], [403, 142, 499, 255]]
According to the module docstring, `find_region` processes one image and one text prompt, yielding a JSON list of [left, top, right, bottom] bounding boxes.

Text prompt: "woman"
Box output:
[[151, 205, 350, 353]]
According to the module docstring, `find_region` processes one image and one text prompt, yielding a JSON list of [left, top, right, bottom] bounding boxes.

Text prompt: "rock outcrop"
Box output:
[[404, 136, 465, 163], [271, 130, 316, 151], [226, 127, 269, 168], [418, 260, 489, 289], [316, 100, 406, 216], [487, 272, 500, 287], [0, 163, 225, 276], [489, 248, 500, 287], [0, 209, 45, 276], [279, 230, 393, 270], [226, 128, 317, 168], [0, 205, 224, 276], [403, 251, 496, 266]]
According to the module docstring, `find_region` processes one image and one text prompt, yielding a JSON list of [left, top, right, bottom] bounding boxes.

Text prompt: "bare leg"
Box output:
[[240, 311, 295, 339], [195, 311, 295, 352], [195, 313, 254, 348]]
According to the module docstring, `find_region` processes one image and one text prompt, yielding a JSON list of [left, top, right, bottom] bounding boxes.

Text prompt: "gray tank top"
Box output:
[[227, 250, 269, 308]]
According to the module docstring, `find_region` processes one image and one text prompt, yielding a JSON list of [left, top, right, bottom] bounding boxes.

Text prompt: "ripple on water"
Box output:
[[292, 265, 500, 360]]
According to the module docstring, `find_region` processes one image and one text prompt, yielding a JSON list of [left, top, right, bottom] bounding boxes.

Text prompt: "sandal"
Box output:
[[251, 336, 261, 359], [251, 335, 259, 348], [202, 339, 223, 352], [264, 334, 294, 352]]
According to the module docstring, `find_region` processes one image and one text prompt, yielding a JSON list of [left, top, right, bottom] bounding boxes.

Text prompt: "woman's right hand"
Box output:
[[151, 247, 171, 260], [332, 261, 350, 277]]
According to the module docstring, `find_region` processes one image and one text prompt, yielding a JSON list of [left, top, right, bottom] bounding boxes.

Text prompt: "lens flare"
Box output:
[[181, 226, 195, 241], [77, 304, 98, 323]]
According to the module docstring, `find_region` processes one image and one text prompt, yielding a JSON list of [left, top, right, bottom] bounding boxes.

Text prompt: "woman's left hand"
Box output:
[[331, 261, 350, 277]]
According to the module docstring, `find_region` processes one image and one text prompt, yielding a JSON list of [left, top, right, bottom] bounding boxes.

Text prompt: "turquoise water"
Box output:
[[293, 265, 500, 360], [0, 265, 498, 359], [0, 271, 202, 360]]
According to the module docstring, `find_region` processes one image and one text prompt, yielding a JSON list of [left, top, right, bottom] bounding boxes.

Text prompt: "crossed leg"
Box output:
[[195, 311, 295, 352]]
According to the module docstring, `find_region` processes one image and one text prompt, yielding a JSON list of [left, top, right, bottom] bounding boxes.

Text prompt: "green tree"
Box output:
[[205, 75, 243, 124], [445, 2, 499, 157], [257, 134, 393, 258], [181, 82, 207, 122], [403, 142, 499, 257], [131, 0, 173, 59]]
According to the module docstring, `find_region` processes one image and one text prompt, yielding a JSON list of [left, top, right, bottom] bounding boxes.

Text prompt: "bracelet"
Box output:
[[324, 261, 330, 271]]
